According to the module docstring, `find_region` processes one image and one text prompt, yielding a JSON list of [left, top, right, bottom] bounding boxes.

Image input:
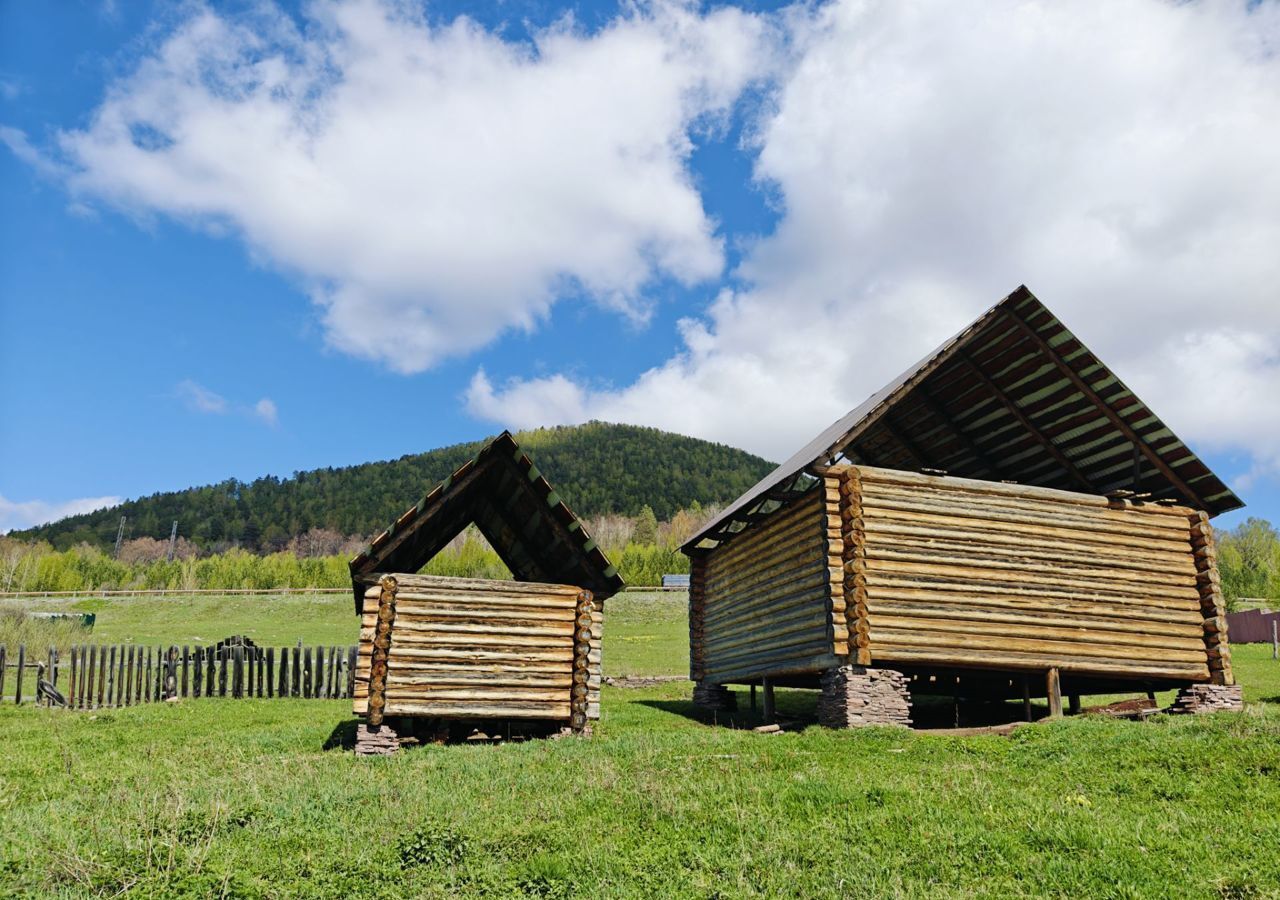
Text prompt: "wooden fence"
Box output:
[[0, 643, 358, 708]]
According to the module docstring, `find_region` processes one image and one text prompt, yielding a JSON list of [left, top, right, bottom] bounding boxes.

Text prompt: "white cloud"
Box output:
[[253, 397, 279, 426], [0, 494, 123, 534], [174, 379, 228, 414], [34, 0, 771, 372], [175, 380, 280, 425], [470, 0, 1280, 487]]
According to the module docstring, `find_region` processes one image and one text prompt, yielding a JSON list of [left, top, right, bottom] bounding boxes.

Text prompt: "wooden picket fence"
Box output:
[[0, 642, 358, 708]]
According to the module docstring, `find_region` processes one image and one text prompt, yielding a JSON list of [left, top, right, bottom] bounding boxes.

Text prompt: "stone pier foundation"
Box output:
[[817, 665, 912, 728], [1166, 683, 1243, 715], [692, 681, 737, 711]]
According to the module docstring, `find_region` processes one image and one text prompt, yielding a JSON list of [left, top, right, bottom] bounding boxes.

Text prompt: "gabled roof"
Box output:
[[685, 285, 1243, 552], [349, 431, 624, 612]]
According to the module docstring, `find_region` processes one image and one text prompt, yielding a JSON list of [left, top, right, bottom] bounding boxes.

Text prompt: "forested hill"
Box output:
[[15, 423, 775, 551]]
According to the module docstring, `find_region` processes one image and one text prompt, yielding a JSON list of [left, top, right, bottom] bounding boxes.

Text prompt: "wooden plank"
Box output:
[[122, 646, 133, 706], [267, 648, 275, 699], [14, 645, 24, 706], [105, 646, 116, 708]]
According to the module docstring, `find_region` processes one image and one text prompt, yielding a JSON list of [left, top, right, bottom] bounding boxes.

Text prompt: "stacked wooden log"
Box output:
[[1188, 512, 1233, 685], [688, 555, 707, 683], [354, 574, 599, 726], [839, 465, 1213, 682], [695, 490, 840, 684], [1166, 683, 1243, 714], [570, 591, 603, 732], [816, 665, 911, 728]]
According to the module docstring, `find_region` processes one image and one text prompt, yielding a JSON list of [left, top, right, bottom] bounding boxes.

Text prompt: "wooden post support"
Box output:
[[1068, 694, 1081, 716], [750, 683, 757, 712], [267, 648, 275, 699], [762, 677, 776, 724], [0, 646, 6, 703], [1046, 668, 1063, 718], [1022, 675, 1032, 722], [367, 576, 399, 728], [182, 646, 190, 698]]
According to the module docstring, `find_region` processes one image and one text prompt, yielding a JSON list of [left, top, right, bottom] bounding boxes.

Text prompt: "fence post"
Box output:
[[15, 645, 24, 705], [1273, 620, 1278, 661], [292, 644, 301, 698], [0, 646, 6, 702], [219, 647, 228, 697], [347, 646, 357, 699], [206, 647, 215, 697], [266, 649, 275, 699], [182, 646, 190, 698]]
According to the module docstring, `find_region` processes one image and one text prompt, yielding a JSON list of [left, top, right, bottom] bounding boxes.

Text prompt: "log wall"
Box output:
[[840, 465, 1217, 683], [354, 574, 600, 722], [693, 489, 842, 683]]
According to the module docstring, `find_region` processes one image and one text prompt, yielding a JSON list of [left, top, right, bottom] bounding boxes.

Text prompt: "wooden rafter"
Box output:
[[1001, 307, 1206, 510], [878, 414, 928, 469], [914, 383, 1001, 477], [956, 347, 1095, 492]]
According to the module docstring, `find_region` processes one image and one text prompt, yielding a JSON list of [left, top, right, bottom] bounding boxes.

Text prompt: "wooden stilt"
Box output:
[[761, 677, 775, 723], [1046, 667, 1063, 718], [1022, 676, 1032, 721], [750, 683, 757, 712], [1068, 693, 1081, 715]]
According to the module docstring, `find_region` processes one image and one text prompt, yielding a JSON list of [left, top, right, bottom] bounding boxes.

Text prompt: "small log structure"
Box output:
[[348, 432, 622, 753], [684, 287, 1244, 725]]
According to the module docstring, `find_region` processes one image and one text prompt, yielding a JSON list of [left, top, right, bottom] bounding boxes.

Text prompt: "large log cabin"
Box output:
[[682, 286, 1244, 726]]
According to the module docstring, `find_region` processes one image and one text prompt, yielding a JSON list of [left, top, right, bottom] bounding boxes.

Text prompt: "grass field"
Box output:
[[2, 594, 1279, 898]]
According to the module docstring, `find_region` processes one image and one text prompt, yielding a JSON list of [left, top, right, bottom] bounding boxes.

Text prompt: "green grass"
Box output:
[[13, 591, 689, 678], [2, 596, 1279, 897]]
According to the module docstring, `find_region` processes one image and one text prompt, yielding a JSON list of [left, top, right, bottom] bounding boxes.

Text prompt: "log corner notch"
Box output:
[[571, 589, 602, 734], [1189, 512, 1234, 686], [365, 575, 399, 729], [833, 466, 870, 666]]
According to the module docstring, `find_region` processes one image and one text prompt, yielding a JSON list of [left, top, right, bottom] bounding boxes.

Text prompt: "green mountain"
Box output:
[[15, 422, 774, 551]]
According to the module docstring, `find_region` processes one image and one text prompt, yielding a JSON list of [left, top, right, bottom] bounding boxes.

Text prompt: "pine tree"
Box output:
[[634, 505, 658, 546]]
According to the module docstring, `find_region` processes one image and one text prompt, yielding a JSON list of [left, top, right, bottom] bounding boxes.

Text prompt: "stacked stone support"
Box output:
[[692, 681, 736, 711], [817, 665, 911, 728], [1166, 683, 1243, 714]]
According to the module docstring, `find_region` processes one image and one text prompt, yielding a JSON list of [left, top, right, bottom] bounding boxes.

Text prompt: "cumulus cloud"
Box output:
[[0, 494, 123, 534], [471, 0, 1280, 484], [35, 0, 771, 372]]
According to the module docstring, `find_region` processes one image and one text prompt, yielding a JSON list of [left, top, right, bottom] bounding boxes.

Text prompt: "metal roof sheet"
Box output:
[[684, 285, 1243, 552]]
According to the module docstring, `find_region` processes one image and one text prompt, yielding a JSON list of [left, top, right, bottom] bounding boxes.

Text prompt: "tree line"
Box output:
[[0, 502, 715, 592], [8, 423, 773, 553]]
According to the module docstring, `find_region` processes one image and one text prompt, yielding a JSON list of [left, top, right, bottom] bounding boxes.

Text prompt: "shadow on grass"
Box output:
[[635, 691, 1046, 732], [324, 718, 360, 751]]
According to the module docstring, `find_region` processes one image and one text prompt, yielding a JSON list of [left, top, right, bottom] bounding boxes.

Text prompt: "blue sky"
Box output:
[[2, 0, 1279, 533]]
